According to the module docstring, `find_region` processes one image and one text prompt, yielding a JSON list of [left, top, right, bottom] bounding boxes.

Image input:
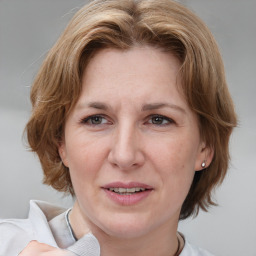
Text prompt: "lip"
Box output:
[[102, 181, 153, 189], [101, 182, 153, 206]]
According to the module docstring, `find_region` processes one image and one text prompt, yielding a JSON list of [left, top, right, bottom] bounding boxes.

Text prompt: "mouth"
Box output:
[[102, 182, 153, 205], [107, 187, 150, 195]]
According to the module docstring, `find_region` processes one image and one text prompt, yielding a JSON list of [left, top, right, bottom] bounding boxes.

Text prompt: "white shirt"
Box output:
[[0, 200, 214, 256]]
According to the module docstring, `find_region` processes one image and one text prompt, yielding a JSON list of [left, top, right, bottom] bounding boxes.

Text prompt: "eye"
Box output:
[[80, 115, 109, 125], [147, 115, 174, 126]]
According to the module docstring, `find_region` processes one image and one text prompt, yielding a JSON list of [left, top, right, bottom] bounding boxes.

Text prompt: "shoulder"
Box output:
[[0, 200, 66, 255], [181, 238, 215, 256], [0, 216, 34, 255]]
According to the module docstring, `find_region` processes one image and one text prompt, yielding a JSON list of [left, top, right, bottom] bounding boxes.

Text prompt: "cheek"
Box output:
[[149, 136, 197, 195], [151, 136, 197, 173], [66, 137, 108, 190]]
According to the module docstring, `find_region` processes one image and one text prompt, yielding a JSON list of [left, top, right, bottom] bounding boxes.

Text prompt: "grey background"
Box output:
[[0, 0, 255, 255]]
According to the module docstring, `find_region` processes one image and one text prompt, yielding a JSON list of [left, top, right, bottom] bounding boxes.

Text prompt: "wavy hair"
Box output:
[[25, 0, 237, 219]]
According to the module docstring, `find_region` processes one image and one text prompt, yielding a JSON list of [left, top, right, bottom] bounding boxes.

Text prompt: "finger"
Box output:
[[18, 240, 59, 255]]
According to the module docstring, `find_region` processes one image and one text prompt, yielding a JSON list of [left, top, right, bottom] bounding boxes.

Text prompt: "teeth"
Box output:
[[109, 187, 146, 194]]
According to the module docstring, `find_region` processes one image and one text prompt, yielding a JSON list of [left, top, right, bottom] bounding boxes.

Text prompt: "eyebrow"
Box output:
[[87, 102, 109, 110], [142, 103, 186, 113], [76, 101, 107, 111], [77, 101, 186, 114]]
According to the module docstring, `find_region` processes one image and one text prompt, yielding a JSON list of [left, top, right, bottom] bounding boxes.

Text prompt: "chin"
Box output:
[[97, 214, 157, 239]]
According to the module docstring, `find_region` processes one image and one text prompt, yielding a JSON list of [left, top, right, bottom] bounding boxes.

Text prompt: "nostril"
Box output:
[[107, 129, 145, 169], [108, 147, 145, 170]]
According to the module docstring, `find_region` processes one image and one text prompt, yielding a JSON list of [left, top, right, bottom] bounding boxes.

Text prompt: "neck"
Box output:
[[94, 225, 179, 256], [69, 201, 181, 256]]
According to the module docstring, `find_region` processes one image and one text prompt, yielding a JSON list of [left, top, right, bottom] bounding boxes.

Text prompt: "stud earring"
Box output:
[[201, 160, 206, 168]]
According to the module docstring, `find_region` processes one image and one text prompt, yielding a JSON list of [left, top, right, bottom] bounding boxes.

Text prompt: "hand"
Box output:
[[18, 241, 74, 255]]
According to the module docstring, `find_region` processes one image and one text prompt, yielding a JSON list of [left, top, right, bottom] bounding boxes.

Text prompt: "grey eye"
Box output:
[[151, 116, 165, 125], [149, 115, 172, 125], [81, 115, 108, 125], [90, 116, 103, 124]]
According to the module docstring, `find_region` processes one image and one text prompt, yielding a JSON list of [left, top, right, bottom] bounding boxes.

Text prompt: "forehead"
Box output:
[[83, 46, 181, 76], [80, 46, 183, 101]]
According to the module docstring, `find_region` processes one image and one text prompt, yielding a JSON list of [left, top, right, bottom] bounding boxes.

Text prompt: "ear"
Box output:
[[58, 141, 69, 168], [195, 142, 214, 171]]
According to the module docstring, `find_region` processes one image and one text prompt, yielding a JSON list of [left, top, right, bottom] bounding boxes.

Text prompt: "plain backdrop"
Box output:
[[0, 1, 255, 255]]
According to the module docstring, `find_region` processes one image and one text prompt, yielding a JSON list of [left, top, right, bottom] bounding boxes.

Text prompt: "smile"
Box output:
[[102, 182, 153, 205], [108, 187, 148, 195]]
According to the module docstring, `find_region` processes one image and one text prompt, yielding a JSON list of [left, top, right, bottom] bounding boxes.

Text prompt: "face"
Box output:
[[59, 46, 209, 239]]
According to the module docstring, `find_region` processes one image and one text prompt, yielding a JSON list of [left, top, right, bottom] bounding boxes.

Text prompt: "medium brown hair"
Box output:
[[25, 0, 237, 219]]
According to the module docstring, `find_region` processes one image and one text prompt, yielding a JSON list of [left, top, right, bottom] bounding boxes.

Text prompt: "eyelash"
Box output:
[[146, 114, 175, 126], [80, 114, 175, 127], [80, 115, 109, 125]]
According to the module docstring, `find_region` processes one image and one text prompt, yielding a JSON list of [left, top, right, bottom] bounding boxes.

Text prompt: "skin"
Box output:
[[18, 241, 71, 255], [20, 46, 213, 255], [58, 46, 213, 256]]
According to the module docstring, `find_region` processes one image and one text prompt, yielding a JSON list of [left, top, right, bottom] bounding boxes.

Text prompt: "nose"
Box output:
[[108, 123, 145, 170]]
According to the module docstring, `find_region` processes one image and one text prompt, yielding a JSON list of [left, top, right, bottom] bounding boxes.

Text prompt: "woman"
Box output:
[[0, 0, 237, 255]]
